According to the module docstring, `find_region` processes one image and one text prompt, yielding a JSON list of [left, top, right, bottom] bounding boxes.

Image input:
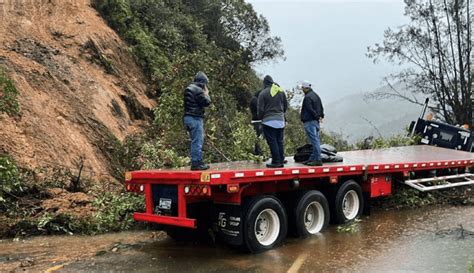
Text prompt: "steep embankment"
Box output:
[[0, 0, 155, 179]]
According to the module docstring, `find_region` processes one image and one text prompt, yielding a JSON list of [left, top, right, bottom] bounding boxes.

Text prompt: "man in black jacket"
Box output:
[[300, 81, 324, 166], [250, 89, 263, 156], [257, 75, 288, 168], [183, 72, 212, 170]]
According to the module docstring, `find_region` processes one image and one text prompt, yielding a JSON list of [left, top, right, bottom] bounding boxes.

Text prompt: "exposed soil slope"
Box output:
[[0, 0, 155, 179]]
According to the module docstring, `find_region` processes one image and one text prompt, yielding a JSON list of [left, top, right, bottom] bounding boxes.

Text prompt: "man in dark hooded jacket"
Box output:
[[257, 75, 288, 168], [300, 80, 324, 166], [183, 72, 212, 170], [250, 89, 263, 156]]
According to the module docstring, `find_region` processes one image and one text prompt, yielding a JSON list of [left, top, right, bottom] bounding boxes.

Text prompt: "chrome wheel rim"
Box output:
[[254, 209, 280, 246], [304, 201, 325, 234], [342, 190, 359, 220]]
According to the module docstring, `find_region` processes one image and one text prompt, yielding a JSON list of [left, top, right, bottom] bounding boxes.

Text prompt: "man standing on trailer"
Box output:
[[250, 86, 263, 156], [300, 80, 324, 166], [183, 72, 212, 170], [257, 75, 288, 168]]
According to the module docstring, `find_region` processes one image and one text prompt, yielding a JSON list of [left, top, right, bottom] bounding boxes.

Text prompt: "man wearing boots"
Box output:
[[183, 72, 212, 170], [300, 81, 324, 166], [257, 75, 288, 168]]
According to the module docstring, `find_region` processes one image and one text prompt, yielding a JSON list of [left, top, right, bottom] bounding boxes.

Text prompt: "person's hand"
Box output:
[[320, 117, 324, 123]]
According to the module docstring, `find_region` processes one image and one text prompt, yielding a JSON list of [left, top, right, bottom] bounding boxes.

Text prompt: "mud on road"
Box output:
[[1, 205, 474, 272]]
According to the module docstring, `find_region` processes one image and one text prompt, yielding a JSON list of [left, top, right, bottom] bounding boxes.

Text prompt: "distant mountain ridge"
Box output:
[[322, 85, 423, 143]]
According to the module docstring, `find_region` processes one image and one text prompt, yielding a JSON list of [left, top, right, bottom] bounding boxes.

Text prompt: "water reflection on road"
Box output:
[[64, 205, 474, 272], [1, 205, 473, 272]]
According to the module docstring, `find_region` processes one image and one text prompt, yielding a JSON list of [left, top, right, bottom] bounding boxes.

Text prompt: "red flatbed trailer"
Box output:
[[125, 145, 474, 252]]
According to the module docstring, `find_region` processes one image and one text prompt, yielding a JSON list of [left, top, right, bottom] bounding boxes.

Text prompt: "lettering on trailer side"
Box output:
[[215, 205, 243, 245], [218, 212, 240, 236], [229, 216, 241, 227], [218, 212, 227, 228]]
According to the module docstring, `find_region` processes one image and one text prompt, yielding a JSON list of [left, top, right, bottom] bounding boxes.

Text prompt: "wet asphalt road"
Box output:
[[1, 205, 474, 272]]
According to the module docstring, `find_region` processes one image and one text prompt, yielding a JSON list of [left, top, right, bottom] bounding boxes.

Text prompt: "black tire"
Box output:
[[243, 196, 287, 253], [332, 180, 364, 224], [294, 191, 330, 238]]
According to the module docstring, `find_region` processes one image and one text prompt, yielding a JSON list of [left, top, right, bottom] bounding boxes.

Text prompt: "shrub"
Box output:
[[373, 183, 436, 209], [36, 213, 90, 235], [139, 140, 189, 169], [355, 134, 419, 150], [92, 191, 144, 232], [0, 68, 20, 116], [0, 155, 22, 205]]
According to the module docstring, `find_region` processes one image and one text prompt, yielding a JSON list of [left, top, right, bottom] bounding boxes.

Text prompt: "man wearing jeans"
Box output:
[[183, 72, 212, 170], [300, 81, 324, 166], [257, 75, 288, 168]]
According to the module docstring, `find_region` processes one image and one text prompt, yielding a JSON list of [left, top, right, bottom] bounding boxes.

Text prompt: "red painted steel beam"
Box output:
[[134, 213, 197, 229]]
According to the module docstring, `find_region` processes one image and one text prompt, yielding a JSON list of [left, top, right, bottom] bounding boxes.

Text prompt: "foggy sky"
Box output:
[[248, 0, 407, 103]]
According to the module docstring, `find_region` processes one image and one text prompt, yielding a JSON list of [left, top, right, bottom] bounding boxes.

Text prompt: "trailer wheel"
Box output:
[[333, 180, 364, 224], [243, 196, 287, 253], [294, 191, 329, 237]]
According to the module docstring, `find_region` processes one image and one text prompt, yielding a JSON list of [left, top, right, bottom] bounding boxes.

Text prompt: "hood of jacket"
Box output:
[[194, 71, 209, 85], [263, 75, 274, 88]]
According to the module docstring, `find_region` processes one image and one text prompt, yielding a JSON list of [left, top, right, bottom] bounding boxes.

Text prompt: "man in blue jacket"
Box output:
[[183, 72, 212, 170], [300, 81, 324, 166], [257, 75, 288, 168]]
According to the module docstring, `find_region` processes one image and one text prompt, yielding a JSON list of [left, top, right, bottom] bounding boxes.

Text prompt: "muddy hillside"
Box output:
[[0, 0, 155, 179]]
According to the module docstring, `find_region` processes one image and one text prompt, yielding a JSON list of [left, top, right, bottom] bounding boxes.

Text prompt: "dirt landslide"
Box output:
[[40, 188, 95, 217], [1, 186, 97, 238], [0, 0, 156, 179]]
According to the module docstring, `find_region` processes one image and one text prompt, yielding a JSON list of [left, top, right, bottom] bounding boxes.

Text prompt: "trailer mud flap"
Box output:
[[215, 204, 243, 246]]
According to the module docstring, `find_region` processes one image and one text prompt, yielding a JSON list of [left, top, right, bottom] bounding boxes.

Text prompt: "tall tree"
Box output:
[[368, 0, 472, 125], [182, 0, 284, 64]]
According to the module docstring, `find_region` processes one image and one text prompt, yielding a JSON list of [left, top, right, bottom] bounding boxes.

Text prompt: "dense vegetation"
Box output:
[[92, 0, 348, 171]]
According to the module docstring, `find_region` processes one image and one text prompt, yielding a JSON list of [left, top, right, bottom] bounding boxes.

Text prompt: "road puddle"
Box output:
[[1, 205, 473, 272]]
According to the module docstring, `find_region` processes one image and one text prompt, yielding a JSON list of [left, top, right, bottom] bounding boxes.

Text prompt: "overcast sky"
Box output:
[[248, 0, 407, 103]]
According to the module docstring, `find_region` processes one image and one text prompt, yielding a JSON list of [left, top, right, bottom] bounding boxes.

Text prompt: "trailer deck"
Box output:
[[129, 145, 474, 184]]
